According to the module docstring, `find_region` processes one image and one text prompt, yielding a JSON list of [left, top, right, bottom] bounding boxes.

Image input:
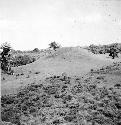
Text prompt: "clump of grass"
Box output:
[[90, 69, 94, 72], [34, 71, 40, 74], [20, 73, 24, 75], [114, 83, 121, 88], [96, 76, 105, 80], [2, 77, 5, 80]]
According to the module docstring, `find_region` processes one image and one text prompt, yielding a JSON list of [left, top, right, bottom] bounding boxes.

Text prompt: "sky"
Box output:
[[0, 0, 121, 50]]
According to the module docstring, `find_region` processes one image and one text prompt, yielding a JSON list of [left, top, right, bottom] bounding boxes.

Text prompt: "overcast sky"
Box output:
[[0, 0, 121, 50]]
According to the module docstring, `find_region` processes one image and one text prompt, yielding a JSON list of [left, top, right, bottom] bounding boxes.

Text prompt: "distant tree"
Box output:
[[109, 46, 119, 59], [49, 41, 60, 50], [0, 42, 13, 74], [33, 48, 40, 52]]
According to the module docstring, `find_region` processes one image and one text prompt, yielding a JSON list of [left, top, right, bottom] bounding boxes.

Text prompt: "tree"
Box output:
[[0, 42, 13, 74], [109, 46, 118, 59], [33, 48, 40, 52], [49, 41, 60, 50]]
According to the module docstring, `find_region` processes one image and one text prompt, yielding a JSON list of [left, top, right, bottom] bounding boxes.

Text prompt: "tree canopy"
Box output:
[[0, 42, 13, 74], [49, 41, 61, 50]]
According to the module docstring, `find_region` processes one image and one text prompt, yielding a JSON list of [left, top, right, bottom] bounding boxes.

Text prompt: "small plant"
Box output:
[[52, 119, 60, 125], [61, 72, 68, 80], [20, 73, 24, 75], [34, 71, 40, 74], [90, 69, 94, 72], [96, 76, 104, 80], [2, 77, 5, 80]]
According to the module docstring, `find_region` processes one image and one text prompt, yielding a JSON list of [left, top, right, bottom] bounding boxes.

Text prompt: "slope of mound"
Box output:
[[45, 47, 90, 59], [1, 47, 121, 95], [24, 47, 116, 72], [45, 47, 104, 60]]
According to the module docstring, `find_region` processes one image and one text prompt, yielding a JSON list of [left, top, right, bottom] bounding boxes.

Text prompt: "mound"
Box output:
[[45, 47, 103, 60], [22, 47, 115, 74], [1, 47, 120, 95]]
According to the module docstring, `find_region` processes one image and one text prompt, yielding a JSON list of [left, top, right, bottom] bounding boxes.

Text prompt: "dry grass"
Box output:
[[1, 47, 121, 125], [1, 62, 121, 125]]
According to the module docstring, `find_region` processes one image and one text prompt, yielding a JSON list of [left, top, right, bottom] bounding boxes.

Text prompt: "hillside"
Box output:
[[1, 47, 120, 95]]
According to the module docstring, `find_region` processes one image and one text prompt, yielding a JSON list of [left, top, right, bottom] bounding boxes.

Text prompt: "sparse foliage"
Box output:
[[87, 43, 121, 57], [11, 55, 36, 67], [33, 48, 40, 52], [109, 46, 119, 59], [49, 41, 60, 50]]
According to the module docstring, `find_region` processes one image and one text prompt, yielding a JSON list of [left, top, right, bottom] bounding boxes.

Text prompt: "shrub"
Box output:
[[11, 55, 36, 66], [87, 43, 121, 56]]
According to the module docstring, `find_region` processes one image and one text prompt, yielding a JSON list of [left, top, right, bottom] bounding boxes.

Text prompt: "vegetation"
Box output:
[[10, 54, 36, 67], [1, 62, 121, 125], [0, 43, 39, 71], [1, 42, 121, 125], [0, 42, 13, 74], [32, 48, 40, 53], [87, 43, 121, 59], [109, 46, 119, 59], [49, 41, 61, 50]]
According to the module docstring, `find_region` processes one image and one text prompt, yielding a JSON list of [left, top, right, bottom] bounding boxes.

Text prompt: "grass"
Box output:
[[1, 65, 121, 125], [1, 47, 121, 125]]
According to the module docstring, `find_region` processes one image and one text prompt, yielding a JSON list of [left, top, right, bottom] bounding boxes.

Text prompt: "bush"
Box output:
[[87, 43, 121, 56], [11, 55, 36, 66]]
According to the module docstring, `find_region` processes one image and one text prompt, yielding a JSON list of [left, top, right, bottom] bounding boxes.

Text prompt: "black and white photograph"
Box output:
[[0, 0, 121, 125]]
